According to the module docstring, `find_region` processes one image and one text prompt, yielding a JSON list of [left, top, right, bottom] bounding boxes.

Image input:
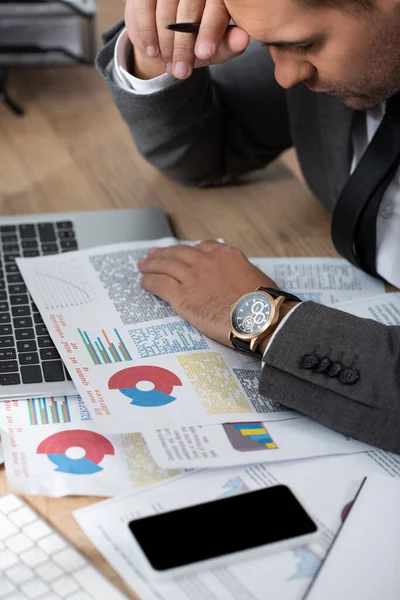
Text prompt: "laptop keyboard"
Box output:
[[0, 494, 128, 600], [0, 221, 78, 387]]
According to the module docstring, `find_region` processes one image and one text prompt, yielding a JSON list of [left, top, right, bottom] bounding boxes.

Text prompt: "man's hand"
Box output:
[[124, 0, 249, 80], [138, 241, 297, 350]]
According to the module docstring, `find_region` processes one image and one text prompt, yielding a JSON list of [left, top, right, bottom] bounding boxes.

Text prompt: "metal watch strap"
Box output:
[[230, 288, 302, 356]]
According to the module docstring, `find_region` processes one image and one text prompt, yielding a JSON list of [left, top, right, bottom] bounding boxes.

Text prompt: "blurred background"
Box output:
[[0, 1, 330, 256]]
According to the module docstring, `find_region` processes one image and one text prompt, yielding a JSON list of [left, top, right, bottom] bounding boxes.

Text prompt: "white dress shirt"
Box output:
[[113, 29, 400, 357]]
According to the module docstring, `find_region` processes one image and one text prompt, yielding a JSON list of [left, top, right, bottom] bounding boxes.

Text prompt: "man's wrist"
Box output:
[[258, 301, 300, 355]]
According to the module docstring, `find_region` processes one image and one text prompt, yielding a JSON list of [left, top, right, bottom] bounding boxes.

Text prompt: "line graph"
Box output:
[[33, 262, 96, 309]]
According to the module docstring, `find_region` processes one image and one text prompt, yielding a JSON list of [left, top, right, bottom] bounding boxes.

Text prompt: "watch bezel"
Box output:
[[229, 290, 279, 342]]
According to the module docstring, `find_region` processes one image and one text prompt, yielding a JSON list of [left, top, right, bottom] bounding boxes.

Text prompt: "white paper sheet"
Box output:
[[250, 257, 385, 304], [17, 239, 300, 434], [335, 291, 400, 323], [142, 418, 371, 469], [303, 475, 400, 600], [0, 397, 181, 497], [74, 450, 400, 600], [0, 434, 3, 466]]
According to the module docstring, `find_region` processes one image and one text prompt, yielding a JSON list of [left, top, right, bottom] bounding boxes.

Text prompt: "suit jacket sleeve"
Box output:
[[96, 22, 292, 186], [260, 301, 400, 453]]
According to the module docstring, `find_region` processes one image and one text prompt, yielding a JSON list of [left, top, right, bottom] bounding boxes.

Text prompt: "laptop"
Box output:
[[0, 208, 173, 400]]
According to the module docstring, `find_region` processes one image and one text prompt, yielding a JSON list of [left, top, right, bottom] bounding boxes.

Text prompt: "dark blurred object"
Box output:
[[0, 68, 24, 115], [0, 1, 96, 115]]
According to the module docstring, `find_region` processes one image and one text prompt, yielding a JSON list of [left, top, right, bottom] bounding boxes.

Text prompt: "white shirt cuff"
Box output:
[[261, 303, 301, 367], [114, 29, 176, 95]]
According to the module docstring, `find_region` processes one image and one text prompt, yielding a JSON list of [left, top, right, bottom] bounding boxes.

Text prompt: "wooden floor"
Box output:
[[0, 2, 337, 599]]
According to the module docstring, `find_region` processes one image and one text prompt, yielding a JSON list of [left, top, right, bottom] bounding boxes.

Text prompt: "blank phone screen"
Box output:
[[128, 485, 317, 571]]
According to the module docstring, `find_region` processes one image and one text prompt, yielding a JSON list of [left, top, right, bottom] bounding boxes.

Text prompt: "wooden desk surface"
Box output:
[[0, 2, 337, 598]]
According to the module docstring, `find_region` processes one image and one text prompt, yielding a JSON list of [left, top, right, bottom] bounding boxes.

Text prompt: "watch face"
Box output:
[[231, 292, 272, 336]]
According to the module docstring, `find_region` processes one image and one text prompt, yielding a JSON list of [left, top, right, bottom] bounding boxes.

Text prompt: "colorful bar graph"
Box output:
[[233, 423, 278, 449], [27, 397, 72, 426], [78, 328, 132, 365]]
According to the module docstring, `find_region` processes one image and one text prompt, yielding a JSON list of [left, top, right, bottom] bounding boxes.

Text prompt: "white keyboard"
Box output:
[[0, 494, 128, 600]]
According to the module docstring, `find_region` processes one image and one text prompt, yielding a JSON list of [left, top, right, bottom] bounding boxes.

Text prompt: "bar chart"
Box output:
[[28, 397, 72, 425], [78, 328, 133, 365]]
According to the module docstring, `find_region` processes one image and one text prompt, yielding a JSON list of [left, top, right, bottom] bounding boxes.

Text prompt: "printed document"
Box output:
[[143, 418, 371, 469], [304, 476, 400, 600], [0, 397, 181, 497], [17, 239, 300, 433], [251, 257, 384, 304], [74, 450, 400, 600]]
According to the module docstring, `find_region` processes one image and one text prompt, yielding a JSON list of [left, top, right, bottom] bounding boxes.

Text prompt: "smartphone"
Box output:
[[128, 485, 319, 580]]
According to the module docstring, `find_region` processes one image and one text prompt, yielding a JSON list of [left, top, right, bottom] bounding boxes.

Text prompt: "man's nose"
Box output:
[[272, 54, 316, 89]]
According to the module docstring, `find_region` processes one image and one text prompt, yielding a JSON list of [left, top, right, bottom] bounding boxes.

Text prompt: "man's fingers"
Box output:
[[145, 245, 201, 266], [195, 0, 230, 61], [140, 273, 180, 303], [209, 27, 250, 65], [129, 0, 159, 57], [155, 0, 180, 67], [195, 240, 224, 253], [172, 0, 206, 79], [138, 257, 191, 283]]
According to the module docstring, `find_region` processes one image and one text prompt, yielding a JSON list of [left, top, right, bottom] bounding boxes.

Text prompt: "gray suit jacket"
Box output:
[[97, 22, 400, 453]]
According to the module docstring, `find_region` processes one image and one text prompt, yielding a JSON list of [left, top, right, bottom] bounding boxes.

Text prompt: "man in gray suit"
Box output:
[[97, 0, 400, 453]]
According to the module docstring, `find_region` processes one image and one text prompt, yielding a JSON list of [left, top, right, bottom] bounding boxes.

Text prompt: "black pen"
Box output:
[[166, 22, 236, 33]]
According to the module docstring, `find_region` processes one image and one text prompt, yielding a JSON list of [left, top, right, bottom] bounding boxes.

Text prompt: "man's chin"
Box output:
[[340, 94, 385, 110]]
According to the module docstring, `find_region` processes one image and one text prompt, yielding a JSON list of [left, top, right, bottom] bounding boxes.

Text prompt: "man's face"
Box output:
[[225, 0, 400, 109]]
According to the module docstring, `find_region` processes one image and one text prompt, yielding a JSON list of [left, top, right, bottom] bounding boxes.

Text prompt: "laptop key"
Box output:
[[0, 324, 12, 335], [6, 264, 19, 273], [0, 336, 14, 348], [0, 281, 5, 291], [0, 361, 18, 373], [17, 341, 37, 353], [56, 221, 73, 229], [19, 353, 39, 366], [0, 225, 16, 233], [0, 291, 7, 301], [12, 306, 31, 317], [60, 240, 78, 251], [21, 240, 38, 249], [0, 301, 9, 312], [7, 273, 23, 284], [13, 317, 33, 329], [58, 230, 75, 239], [2, 234, 18, 243], [10, 295, 29, 306], [23, 250, 40, 258], [40, 348, 59, 360], [21, 365, 43, 384], [0, 373, 20, 385], [38, 337, 54, 348], [16, 329, 35, 341], [35, 325, 48, 336], [0, 349, 16, 360], [43, 361, 65, 382], [9, 284, 27, 295], [34, 313, 44, 325], [19, 224, 36, 238], [38, 223, 56, 243], [3, 244, 19, 254], [0, 313, 11, 324], [41, 243, 58, 254]]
